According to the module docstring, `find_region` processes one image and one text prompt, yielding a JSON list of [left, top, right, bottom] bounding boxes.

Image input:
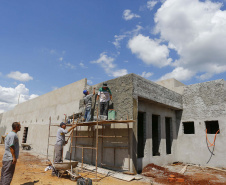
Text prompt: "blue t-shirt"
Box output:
[[3, 131, 20, 161]]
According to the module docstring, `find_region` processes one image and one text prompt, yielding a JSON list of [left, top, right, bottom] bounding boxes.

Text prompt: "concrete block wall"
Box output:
[[177, 79, 226, 167], [75, 74, 135, 171], [133, 74, 183, 110], [86, 73, 134, 121]]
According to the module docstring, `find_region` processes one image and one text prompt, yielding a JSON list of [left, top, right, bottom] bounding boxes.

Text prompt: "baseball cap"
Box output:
[[60, 122, 66, 127], [83, 90, 88, 95]]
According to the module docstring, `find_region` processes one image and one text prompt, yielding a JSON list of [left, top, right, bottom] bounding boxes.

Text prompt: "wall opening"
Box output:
[[205, 121, 220, 134], [152, 115, 161, 156], [183, 122, 195, 134], [165, 117, 172, 154], [137, 112, 146, 158], [22, 127, 28, 143]]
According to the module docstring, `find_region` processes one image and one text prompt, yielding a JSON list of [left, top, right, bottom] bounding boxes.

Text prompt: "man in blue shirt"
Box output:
[[0, 122, 21, 185], [83, 87, 95, 122]]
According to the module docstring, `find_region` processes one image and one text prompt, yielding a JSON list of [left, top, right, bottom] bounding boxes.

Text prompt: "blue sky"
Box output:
[[0, 0, 226, 113]]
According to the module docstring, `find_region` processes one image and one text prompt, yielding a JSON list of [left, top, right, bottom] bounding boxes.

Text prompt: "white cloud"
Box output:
[[112, 25, 143, 49], [112, 35, 126, 48], [128, 34, 172, 67], [0, 84, 39, 113], [52, 86, 58, 91], [91, 52, 128, 78], [141, 71, 153, 78], [147, 0, 158, 10], [64, 62, 76, 69], [29, 94, 39, 100], [59, 57, 63, 61], [87, 80, 93, 85], [123, 9, 141, 21], [7, 71, 33, 82], [79, 62, 87, 68], [155, 0, 226, 81], [50, 49, 56, 54], [158, 67, 195, 81]]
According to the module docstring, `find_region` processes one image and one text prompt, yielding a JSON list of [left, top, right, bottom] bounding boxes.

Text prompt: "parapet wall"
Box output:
[[182, 79, 226, 120], [0, 78, 86, 156], [133, 74, 183, 110]]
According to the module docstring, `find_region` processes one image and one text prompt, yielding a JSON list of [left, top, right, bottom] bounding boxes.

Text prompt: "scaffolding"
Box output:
[[47, 114, 134, 180]]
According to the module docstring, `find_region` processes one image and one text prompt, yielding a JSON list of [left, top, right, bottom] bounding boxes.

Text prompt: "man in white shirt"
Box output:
[[96, 83, 112, 117]]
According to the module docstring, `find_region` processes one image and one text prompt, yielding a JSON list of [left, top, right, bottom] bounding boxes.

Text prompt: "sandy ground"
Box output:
[[0, 145, 151, 185], [2, 145, 226, 185]]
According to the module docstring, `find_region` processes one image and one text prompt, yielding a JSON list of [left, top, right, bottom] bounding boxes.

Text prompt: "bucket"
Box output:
[[108, 109, 116, 120]]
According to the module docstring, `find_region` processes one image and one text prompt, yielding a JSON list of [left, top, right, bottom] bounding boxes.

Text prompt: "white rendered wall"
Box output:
[[0, 78, 86, 158]]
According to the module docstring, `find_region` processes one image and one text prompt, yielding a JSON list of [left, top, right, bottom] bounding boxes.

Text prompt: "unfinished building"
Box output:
[[0, 73, 225, 174]]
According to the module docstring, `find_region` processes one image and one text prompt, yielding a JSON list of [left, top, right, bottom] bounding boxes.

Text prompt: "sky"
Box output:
[[0, 0, 226, 113]]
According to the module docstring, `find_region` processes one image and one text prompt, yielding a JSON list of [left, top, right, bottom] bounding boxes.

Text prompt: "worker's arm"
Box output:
[[10, 146, 17, 164], [109, 88, 112, 100], [96, 95, 99, 101], [67, 125, 77, 133]]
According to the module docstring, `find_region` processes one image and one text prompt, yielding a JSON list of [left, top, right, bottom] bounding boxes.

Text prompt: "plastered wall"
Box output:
[[137, 100, 179, 172], [0, 78, 86, 157], [177, 79, 226, 167]]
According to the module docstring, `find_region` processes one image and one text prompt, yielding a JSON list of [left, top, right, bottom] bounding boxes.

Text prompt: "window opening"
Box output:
[[22, 127, 28, 143], [205, 121, 220, 134], [152, 115, 161, 156], [183, 122, 195, 134]]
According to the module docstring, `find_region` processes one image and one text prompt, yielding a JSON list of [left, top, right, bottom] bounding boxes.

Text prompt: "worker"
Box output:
[[52, 122, 76, 176], [96, 82, 112, 117], [0, 122, 21, 185], [83, 87, 96, 122]]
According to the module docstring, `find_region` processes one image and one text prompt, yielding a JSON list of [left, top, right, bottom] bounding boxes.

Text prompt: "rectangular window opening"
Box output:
[[183, 122, 195, 134], [205, 121, 220, 134], [22, 127, 28, 143]]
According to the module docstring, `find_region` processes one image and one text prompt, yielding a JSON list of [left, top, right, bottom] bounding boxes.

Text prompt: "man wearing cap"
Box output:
[[83, 88, 96, 122], [97, 83, 112, 117], [0, 122, 21, 185], [54, 122, 76, 163], [52, 122, 76, 176]]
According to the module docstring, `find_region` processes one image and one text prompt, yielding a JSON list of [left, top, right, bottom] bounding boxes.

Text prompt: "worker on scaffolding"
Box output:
[[52, 122, 76, 176], [83, 87, 96, 122], [96, 82, 112, 118]]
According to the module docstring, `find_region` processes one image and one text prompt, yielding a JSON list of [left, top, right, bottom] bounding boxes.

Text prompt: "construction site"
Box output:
[[1, 73, 226, 184]]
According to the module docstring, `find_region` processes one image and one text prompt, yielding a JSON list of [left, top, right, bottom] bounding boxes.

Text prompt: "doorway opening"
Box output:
[[137, 112, 146, 158], [165, 117, 172, 154], [152, 115, 161, 156]]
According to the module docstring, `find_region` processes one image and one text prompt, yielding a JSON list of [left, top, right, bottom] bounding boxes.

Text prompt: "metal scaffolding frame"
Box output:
[[47, 114, 134, 180]]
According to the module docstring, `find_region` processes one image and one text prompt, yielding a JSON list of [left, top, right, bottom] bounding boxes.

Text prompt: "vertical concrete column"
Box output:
[[132, 97, 138, 174]]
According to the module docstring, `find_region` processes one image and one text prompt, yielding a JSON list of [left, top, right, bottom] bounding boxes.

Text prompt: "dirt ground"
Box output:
[[0, 145, 151, 185], [142, 163, 226, 185], [1, 145, 226, 185]]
